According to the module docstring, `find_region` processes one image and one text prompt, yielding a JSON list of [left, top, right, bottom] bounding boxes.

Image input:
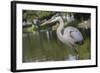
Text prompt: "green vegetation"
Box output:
[[23, 10, 53, 21]]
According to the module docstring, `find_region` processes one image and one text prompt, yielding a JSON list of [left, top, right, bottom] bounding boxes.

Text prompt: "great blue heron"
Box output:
[[41, 14, 84, 60]]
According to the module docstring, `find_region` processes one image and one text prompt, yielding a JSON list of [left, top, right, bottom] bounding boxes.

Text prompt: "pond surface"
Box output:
[[22, 30, 90, 63]]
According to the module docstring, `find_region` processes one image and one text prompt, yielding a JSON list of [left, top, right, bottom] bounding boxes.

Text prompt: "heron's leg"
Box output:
[[70, 43, 80, 60], [74, 46, 80, 60], [67, 47, 79, 60], [66, 43, 79, 60]]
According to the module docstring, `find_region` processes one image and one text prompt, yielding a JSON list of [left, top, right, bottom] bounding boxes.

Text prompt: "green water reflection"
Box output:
[[23, 29, 90, 63]]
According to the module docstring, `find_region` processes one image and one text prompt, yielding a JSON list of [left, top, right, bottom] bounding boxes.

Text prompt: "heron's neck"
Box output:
[[56, 18, 65, 43]]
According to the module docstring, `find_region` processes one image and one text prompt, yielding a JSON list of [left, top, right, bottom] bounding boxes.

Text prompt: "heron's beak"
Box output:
[[41, 17, 57, 26]]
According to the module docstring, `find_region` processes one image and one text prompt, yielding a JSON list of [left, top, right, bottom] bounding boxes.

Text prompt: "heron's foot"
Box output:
[[67, 55, 79, 60], [76, 54, 80, 60]]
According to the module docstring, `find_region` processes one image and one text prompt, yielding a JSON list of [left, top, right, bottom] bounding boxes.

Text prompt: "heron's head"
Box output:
[[41, 14, 62, 26]]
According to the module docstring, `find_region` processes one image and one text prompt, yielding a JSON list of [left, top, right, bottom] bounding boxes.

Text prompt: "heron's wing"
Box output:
[[63, 27, 77, 42]]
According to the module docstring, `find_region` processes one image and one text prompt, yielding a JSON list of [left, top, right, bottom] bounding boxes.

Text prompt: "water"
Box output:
[[22, 29, 90, 63]]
